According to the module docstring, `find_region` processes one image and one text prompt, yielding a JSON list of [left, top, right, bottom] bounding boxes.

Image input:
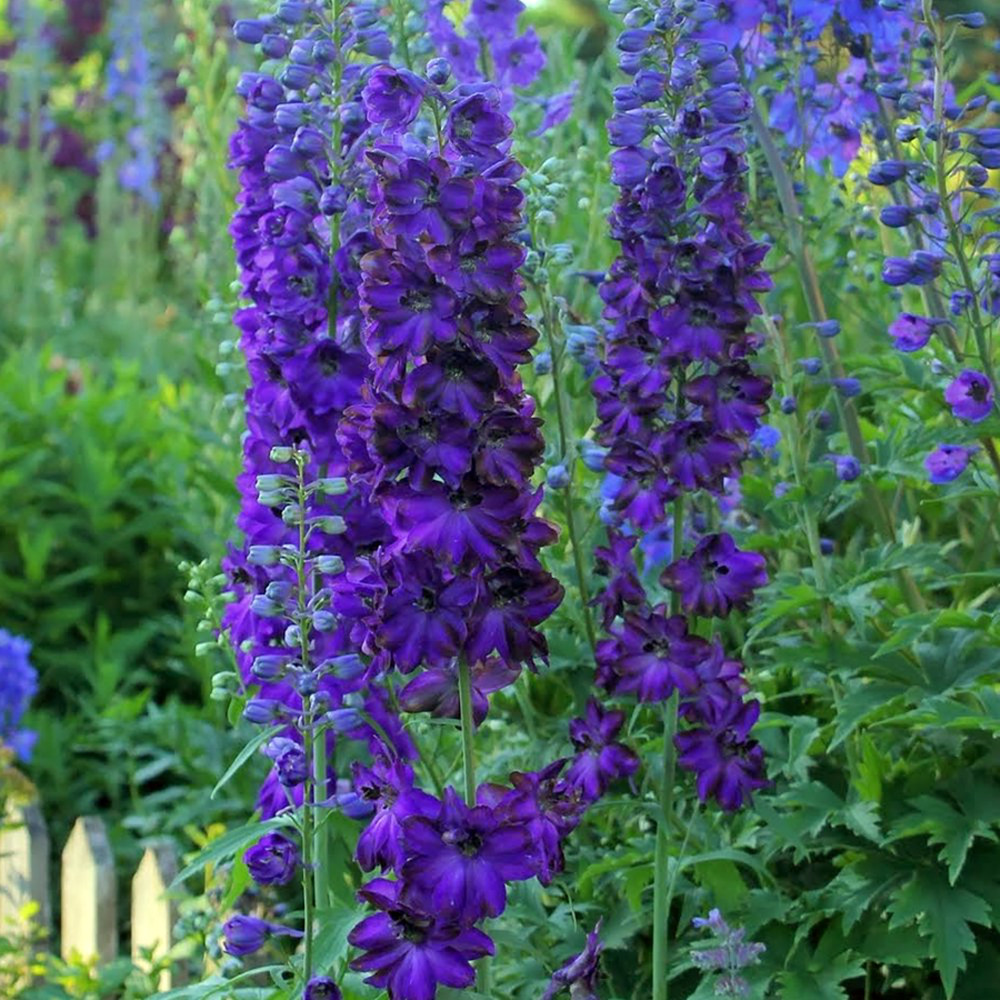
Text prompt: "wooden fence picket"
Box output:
[[0, 803, 192, 985], [131, 839, 183, 990], [61, 816, 116, 962], [0, 802, 50, 934]]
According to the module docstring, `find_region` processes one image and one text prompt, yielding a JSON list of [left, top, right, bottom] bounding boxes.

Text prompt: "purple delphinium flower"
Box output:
[[348, 877, 494, 1000], [830, 454, 862, 482], [675, 699, 768, 811], [945, 369, 994, 422], [353, 757, 440, 874], [889, 313, 936, 351], [346, 78, 563, 693], [484, 761, 585, 885], [596, 608, 711, 703], [225, 0, 403, 825], [303, 977, 342, 1000], [661, 534, 767, 618], [400, 787, 536, 923], [223, 915, 303, 957], [398, 658, 521, 724], [244, 832, 300, 886], [0, 628, 38, 761], [564, 699, 640, 801], [541, 920, 604, 1000], [106, 0, 168, 206], [425, 0, 545, 96], [925, 444, 977, 483]]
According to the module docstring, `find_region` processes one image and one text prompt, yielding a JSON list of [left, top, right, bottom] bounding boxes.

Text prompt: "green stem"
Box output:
[[533, 280, 599, 654], [302, 706, 316, 985], [652, 497, 685, 1000], [928, 7, 991, 368], [457, 658, 477, 807], [390, 0, 413, 70], [458, 658, 491, 994], [651, 690, 680, 1000], [926, 8, 1000, 483], [313, 728, 329, 911], [294, 454, 317, 985], [763, 314, 829, 594]]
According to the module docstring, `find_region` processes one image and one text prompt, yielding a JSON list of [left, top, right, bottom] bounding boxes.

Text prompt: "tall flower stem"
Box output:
[[293, 452, 317, 984], [532, 279, 599, 654], [927, 8, 996, 385], [301, 705, 316, 984], [867, 60, 1000, 485], [457, 658, 478, 807], [652, 495, 685, 1000], [750, 105, 927, 613], [458, 657, 491, 994], [652, 688, 680, 1000], [313, 729, 329, 910], [763, 314, 829, 594]]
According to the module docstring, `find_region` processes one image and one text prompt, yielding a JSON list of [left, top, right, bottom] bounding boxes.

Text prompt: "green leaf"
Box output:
[[313, 905, 363, 973], [219, 854, 251, 913], [890, 794, 997, 885], [212, 724, 282, 798], [829, 681, 906, 750], [826, 859, 902, 932], [577, 849, 646, 896], [624, 862, 653, 912], [841, 800, 881, 843], [777, 954, 864, 1000], [679, 848, 773, 886], [693, 859, 747, 912], [888, 870, 990, 997]]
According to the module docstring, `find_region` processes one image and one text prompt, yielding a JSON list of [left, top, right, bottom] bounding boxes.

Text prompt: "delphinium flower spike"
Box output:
[[595, 1, 772, 812], [333, 67, 573, 997], [0, 629, 38, 762], [595, 10, 773, 998], [223, 0, 402, 983], [860, 3, 1000, 483]]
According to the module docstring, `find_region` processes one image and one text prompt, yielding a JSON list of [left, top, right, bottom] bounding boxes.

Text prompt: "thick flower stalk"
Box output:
[[339, 72, 563, 724]]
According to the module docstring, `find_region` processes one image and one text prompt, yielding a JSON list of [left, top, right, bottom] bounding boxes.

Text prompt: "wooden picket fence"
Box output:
[[0, 803, 183, 989]]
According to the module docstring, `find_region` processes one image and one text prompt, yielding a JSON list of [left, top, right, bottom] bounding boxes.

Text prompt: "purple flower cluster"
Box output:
[[424, 0, 545, 95], [105, 0, 168, 205], [0, 628, 38, 762], [326, 70, 635, 1000], [761, 1, 921, 178], [338, 74, 563, 698], [223, 1, 407, 939], [346, 747, 622, 999], [592, 2, 772, 811]]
